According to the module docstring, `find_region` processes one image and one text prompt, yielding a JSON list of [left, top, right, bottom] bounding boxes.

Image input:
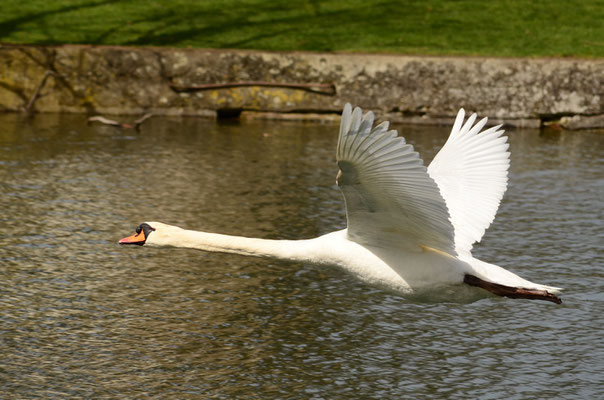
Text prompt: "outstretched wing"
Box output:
[[427, 109, 510, 255], [336, 104, 456, 254]]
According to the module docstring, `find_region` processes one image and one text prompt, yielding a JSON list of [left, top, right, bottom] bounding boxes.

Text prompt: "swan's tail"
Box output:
[[528, 282, 563, 293]]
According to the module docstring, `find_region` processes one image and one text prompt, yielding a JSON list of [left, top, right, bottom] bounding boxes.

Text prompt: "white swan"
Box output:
[[120, 104, 562, 303]]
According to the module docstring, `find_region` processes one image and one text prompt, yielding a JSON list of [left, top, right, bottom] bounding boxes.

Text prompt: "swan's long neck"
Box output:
[[147, 223, 323, 263]]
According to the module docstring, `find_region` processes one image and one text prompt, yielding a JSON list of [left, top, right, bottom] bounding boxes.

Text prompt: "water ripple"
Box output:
[[1, 115, 602, 398]]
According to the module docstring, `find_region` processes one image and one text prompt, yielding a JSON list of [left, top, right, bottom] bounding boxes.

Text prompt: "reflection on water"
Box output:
[[1, 114, 602, 398]]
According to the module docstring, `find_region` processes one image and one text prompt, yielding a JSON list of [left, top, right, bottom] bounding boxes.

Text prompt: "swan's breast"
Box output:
[[308, 230, 468, 292], [309, 230, 413, 291]]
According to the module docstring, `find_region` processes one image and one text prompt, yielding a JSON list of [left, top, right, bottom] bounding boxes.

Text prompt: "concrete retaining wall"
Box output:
[[0, 44, 602, 128]]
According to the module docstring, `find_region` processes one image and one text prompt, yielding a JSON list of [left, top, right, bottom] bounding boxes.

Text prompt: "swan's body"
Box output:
[[120, 105, 562, 303]]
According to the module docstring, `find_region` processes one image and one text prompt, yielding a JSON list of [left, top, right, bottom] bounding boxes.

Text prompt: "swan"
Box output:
[[119, 104, 562, 304]]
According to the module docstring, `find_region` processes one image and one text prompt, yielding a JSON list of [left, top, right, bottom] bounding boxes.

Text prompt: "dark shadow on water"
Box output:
[[398, 284, 492, 304]]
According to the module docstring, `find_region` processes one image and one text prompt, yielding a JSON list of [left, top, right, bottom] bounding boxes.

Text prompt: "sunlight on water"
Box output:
[[1, 113, 602, 398]]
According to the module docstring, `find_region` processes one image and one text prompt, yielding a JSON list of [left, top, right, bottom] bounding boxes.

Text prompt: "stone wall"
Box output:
[[0, 44, 602, 128]]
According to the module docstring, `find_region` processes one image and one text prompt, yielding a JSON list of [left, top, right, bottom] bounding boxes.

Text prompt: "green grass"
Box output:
[[1, 0, 603, 57]]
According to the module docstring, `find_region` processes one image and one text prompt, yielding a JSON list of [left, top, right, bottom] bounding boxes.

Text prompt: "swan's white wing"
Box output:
[[336, 104, 456, 254], [427, 109, 510, 255]]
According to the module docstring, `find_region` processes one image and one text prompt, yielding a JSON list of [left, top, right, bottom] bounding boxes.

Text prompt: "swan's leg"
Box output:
[[463, 274, 562, 304]]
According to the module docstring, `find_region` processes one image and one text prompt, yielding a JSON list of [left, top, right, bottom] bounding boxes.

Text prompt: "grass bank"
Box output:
[[1, 0, 603, 57]]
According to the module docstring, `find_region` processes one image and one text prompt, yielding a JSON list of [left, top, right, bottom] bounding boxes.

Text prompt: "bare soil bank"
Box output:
[[0, 44, 602, 128]]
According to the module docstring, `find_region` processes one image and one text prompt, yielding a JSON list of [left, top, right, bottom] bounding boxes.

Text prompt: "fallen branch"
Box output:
[[25, 70, 56, 113], [170, 81, 336, 95], [88, 113, 153, 130], [464, 274, 562, 304]]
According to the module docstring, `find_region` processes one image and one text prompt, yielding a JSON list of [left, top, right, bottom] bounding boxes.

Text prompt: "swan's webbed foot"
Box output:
[[463, 274, 562, 304]]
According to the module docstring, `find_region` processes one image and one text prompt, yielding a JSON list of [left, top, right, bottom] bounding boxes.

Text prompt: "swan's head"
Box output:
[[119, 222, 156, 246], [119, 222, 183, 247]]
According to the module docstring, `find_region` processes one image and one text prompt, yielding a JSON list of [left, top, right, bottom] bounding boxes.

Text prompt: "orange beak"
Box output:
[[119, 230, 147, 245]]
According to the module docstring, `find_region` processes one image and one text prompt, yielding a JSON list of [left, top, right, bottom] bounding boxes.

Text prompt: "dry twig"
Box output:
[[25, 70, 57, 113], [170, 81, 336, 96], [88, 113, 153, 130]]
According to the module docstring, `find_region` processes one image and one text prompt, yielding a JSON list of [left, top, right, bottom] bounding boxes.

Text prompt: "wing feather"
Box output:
[[428, 109, 510, 255], [336, 104, 456, 254]]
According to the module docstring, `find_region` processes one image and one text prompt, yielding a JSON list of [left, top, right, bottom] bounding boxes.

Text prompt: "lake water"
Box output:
[[1, 113, 602, 398]]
